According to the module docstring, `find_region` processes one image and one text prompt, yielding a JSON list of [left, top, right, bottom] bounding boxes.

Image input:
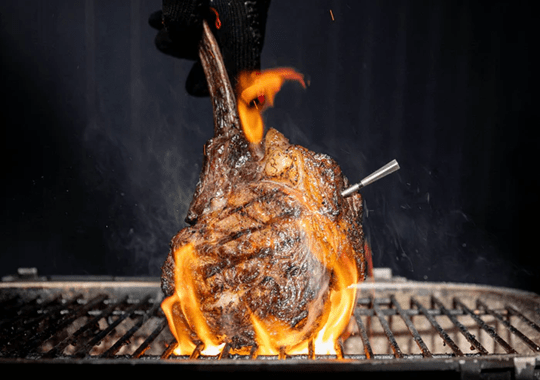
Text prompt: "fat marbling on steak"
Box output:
[[161, 21, 365, 351]]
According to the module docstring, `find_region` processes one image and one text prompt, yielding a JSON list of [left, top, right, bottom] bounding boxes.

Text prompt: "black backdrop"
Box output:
[[1, 1, 537, 293]]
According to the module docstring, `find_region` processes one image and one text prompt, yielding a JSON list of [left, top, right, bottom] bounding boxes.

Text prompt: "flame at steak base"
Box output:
[[161, 244, 225, 356], [162, 214, 360, 356], [251, 248, 358, 356]]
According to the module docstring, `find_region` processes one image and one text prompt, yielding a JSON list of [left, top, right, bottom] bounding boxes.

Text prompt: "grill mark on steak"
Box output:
[[214, 209, 298, 248]]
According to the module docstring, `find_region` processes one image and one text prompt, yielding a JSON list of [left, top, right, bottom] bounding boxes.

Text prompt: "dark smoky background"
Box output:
[[1, 1, 536, 293]]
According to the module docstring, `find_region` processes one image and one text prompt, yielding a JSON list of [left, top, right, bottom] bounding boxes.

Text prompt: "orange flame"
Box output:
[[249, 244, 358, 356], [162, 239, 358, 356], [161, 244, 225, 355], [161, 219, 359, 356], [237, 68, 306, 144]]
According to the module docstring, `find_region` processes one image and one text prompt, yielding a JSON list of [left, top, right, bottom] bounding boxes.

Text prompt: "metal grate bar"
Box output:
[[132, 318, 168, 359], [335, 339, 345, 359], [372, 297, 403, 358], [431, 296, 489, 355], [0, 295, 64, 350], [307, 339, 315, 359], [42, 295, 128, 358], [353, 308, 374, 359], [161, 339, 178, 359], [410, 297, 464, 357], [453, 298, 517, 354], [507, 305, 540, 333], [249, 344, 258, 359], [100, 297, 161, 358], [73, 295, 151, 358], [390, 295, 432, 358], [190, 342, 204, 359], [218, 343, 231, 359], [476, 300, 540, 353], [18, 295, 94, 358]]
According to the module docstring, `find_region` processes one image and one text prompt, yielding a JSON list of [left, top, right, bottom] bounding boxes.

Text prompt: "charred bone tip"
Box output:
[[198, 20, 241, 137]]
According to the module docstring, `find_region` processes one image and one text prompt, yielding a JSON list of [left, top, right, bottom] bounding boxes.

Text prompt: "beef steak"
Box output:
[[161, 20, 365, 352]]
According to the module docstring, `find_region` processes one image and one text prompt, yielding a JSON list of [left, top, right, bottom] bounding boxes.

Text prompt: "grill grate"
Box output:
[[1, 273, 539, 376], [349, 295, 540, 359]]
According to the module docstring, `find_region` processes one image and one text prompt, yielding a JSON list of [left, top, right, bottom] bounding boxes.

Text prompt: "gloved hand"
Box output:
[[149, 0, 271, 97]]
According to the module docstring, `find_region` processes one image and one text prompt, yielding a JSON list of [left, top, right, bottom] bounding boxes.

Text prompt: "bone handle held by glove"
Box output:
[[341, 159, 400, 197]]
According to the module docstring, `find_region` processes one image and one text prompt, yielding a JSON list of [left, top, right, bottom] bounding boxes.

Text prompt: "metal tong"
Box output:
[[341, 159, 400, 197]]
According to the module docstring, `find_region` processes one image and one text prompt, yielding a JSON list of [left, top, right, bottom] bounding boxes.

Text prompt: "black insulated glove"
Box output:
[[149, 0, 271, 97]]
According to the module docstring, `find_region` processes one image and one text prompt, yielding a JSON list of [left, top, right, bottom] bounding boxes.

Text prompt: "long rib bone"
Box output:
[[186, 20, 260, 223]]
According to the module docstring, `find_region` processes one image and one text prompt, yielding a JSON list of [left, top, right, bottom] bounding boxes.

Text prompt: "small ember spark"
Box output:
[[329, 9, 335, 21], [209, 7, 222, 29]]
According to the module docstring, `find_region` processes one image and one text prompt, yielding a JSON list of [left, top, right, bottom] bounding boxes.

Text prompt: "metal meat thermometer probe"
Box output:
[[341, 159, 400, 197]]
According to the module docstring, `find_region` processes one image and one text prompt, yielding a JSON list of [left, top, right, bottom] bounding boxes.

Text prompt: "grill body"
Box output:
[[1, 270, 539, 378]]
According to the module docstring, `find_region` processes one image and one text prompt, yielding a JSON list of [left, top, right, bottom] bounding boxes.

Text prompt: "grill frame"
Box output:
[[1, 270, 539, 377]]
